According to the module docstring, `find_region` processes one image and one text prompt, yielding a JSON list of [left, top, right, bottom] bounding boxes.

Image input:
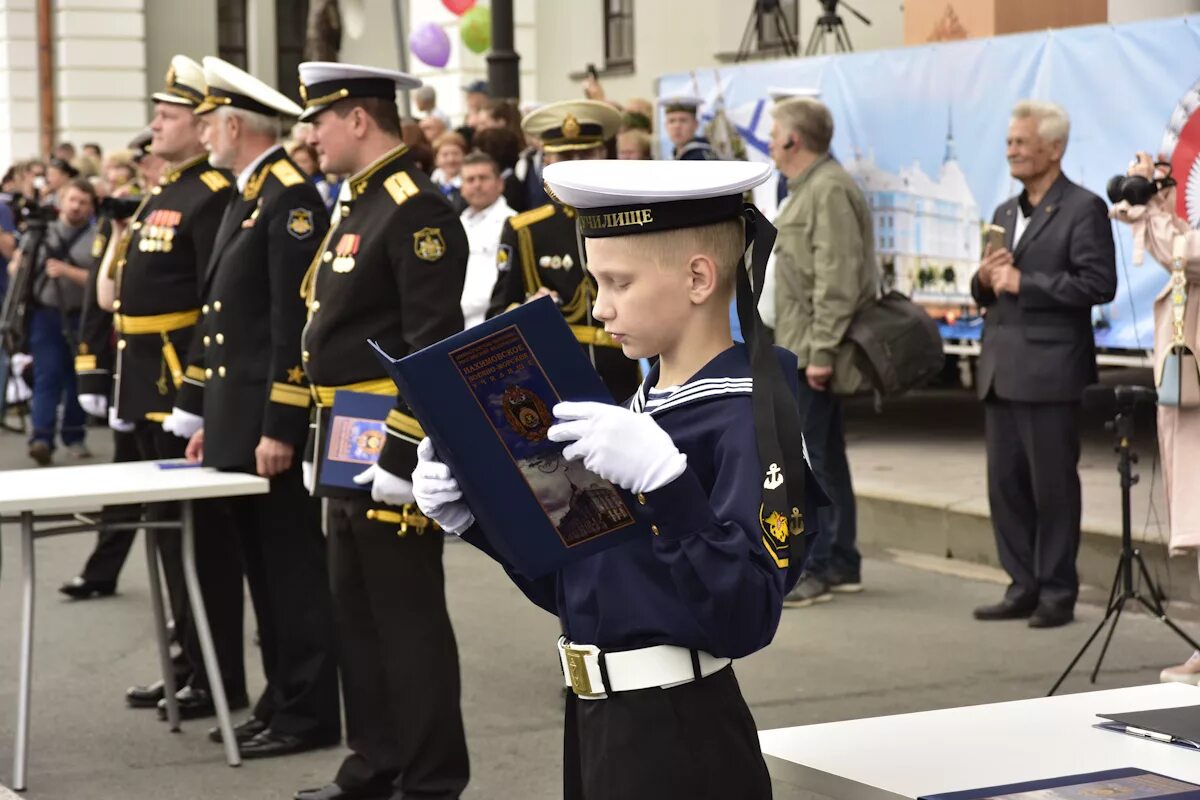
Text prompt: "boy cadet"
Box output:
[[487, 100, 641, 400], [180, 56, 341, 758], [659, 95, 718, 161], [105, 55, 247, 720], [414, 159, 821, 799], [295, 62, 470, 800]]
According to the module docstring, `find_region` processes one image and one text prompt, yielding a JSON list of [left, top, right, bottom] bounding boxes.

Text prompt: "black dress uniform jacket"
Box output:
[[487, 203, 641, 400], [183, 148, 328, 471], [303, 143, 467, 484], [75, 215, 117, 397], [112, 155, 232, 421], [675, 136, 718, 161]]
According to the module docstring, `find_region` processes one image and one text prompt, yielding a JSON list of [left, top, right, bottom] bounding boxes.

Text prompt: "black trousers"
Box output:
[[223, 465, 340, 737], [796, 381, 859, 577], [132, 422, 246, 699], [563, 666, 772, 800], [79, 428, 141, 584], [983, 398, 1082, 609], [328, 497, 469, 800]]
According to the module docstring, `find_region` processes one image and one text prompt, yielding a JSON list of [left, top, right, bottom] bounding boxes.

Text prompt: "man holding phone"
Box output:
[[971, 100, 1116, 629]]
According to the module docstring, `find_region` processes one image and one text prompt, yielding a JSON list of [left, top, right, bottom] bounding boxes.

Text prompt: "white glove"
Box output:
[[107, 407, 136, 434], [302, 461, 315, 493], [547, 401, 687, 494], [78, 393, 107, 418], [412, 438, 475, 535], [161, 407, 203, 439], [352, 463, 415, 507]]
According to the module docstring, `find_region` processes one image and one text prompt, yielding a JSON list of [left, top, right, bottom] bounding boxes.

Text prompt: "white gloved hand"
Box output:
[[302, 461, 315, 494], [161, 407, 203, 439], [412, 438, 475, 535], [352, 463, 415, 507], [548, 401, 687, 494], [78, 393, 107, 418], [107, 406, 136, 434]]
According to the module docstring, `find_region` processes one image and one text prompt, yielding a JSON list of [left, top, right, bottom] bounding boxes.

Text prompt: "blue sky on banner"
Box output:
[[659, 15, 1200, 351]]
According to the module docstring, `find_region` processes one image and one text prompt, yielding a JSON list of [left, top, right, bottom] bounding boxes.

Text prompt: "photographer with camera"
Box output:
[[1111, 151, 1200, 682], [5, 176, 98, 464]]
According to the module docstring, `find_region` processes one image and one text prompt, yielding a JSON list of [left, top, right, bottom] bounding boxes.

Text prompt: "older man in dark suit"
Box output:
[[971, 100, 1117, 629]]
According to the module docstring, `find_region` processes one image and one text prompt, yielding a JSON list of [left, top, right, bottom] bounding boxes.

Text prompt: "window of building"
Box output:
[[218, 0, 248, 69], [276, 0, 310, 103], [603, 0, 634, 71]]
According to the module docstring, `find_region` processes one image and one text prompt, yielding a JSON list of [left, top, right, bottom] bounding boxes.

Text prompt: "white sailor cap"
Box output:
[[768, 86, 821, 102], [297, 61, 421, 122], [657, 95, 704, 115], [152, 55, 206, 108], [195, 56, 302, 118], [543, 159, 771, 238]]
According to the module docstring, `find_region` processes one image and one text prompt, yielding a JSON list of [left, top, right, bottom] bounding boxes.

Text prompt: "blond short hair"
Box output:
[[1011, 100, 1070, 146], [771, 97, 833, 154], [595, 218, 746, 298]]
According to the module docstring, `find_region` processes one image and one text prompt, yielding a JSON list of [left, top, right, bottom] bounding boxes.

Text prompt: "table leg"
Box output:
[[144, 529, 180, 731], [180, 501, 240, 767], [13, 511, 34, 791]]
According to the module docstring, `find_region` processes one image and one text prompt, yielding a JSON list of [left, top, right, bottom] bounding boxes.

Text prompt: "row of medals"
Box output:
[[137, 212, 182, 254], [539, 254, 574, 270]]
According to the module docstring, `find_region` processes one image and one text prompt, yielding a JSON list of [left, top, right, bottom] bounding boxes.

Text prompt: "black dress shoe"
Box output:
[[59, 576, 117, 599], [208, 716, 268, 744], [127, 679, 165, 709], [239, 729, 339, 760], [973, 599, 1037, 621], [1029, 605, 1074, 629], [156, 685, 249, 720], [294, 782, 391, 800]]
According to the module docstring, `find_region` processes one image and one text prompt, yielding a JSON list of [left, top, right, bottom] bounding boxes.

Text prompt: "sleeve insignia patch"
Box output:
[[413, 227, 446, 262], [759, 503, 793, 569], [497, 243, 513, 272], [288, 208, 315, 239], [91, 232, 108, 259]]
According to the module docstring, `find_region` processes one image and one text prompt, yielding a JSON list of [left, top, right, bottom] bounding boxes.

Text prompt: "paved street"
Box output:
[[1, 410, 1198, 799]]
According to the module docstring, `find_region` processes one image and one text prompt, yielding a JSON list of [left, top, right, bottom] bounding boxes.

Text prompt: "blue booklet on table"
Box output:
[[368, 296, 647, 578], [317, 390, 393, 492], [920, 768, 1200, 800]]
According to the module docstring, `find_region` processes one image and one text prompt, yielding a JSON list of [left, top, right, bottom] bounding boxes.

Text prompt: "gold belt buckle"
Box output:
[[564, 645, 596, 697]]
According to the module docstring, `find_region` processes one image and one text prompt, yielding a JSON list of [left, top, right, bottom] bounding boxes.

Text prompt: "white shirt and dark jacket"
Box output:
[[459, 196, 515, 328]]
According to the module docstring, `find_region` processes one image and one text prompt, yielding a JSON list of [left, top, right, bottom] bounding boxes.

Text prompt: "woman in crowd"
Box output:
[[288, 141, 337, 211], [431, 131, 467, 213], [1112, 152, 1200, 683]]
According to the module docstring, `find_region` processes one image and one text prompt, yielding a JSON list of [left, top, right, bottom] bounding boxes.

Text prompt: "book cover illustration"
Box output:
[[450, 324, 636, 548], [318, 390, 397, 493], [326, 416, 386, 465]]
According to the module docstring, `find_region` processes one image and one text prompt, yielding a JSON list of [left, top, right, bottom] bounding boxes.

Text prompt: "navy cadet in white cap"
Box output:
[[294, 61, 470, 800], [414, 159, 825, 800], [178, 55, 341, 758], [658, 94, 718, 161]]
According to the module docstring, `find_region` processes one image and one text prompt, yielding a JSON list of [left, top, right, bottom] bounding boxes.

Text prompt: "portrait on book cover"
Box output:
[[327, 416, 386, 464]]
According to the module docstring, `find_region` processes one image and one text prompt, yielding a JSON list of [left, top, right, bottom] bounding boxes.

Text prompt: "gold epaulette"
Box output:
[[383, 171, 420, 206], [509, 203, 556, 231], [270, 160, 305, 188], [199, 170, 230, 192]]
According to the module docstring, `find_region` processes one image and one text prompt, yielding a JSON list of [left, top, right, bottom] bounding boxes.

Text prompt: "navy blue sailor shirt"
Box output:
[[463, 343, 824, 660]]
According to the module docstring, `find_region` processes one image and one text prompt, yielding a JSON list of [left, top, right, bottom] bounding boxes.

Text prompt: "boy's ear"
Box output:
[[686, 253, 720, 304]]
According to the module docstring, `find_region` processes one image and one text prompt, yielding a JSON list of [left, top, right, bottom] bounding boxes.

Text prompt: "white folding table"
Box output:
[[0, 460, 268, 791], [760, 682, 1200, 800]]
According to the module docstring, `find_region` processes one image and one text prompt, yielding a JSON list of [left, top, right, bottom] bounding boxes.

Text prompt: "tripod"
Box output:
[[1047, 405, 1200, 695], [805, 0, 871, 56], [736, 0, 799, 62]]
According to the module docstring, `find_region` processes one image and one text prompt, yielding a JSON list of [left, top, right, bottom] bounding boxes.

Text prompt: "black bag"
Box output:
[[843, 291, 944, 397]]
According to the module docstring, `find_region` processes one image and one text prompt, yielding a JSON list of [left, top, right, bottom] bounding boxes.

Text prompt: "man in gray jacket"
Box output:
[[770, 97, 877, 606]]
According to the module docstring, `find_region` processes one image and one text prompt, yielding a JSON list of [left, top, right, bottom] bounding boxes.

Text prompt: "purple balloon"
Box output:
[[410, 22, 451, 68]]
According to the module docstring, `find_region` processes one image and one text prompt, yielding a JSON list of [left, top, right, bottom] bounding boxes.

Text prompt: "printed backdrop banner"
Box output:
[[659, 15, 1200, 353]]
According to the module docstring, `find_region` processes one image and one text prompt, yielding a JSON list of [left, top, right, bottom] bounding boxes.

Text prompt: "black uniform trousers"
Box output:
[[79, 428, 141, 584], [796, 381, 860, 577], [223, 463, 340, 737], [132, 422, 246, 700], [562, 666, 772, 800], [327, 497, 469, 800], [983, 397, 1082, 610]]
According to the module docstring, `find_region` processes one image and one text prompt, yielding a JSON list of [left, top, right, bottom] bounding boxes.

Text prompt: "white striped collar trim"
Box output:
[[631, 377, 754, 416]]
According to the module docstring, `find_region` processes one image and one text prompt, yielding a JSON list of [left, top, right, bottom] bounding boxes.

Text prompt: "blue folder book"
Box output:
[[920, 768, 1200, 800], [318, 390, 393, 492], [368, 297, 647, 578]]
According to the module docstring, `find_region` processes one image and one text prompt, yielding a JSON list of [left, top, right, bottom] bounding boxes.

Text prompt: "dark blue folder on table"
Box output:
[[920, 768, 1200, 800], [369, 296, 648, 578], [318, 390, 394, 492]]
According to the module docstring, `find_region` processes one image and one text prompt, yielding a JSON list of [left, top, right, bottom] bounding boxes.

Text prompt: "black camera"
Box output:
[[1106, 161, 1175, 205], [98, 195, 141, 221], [17, 201, 57, 226]]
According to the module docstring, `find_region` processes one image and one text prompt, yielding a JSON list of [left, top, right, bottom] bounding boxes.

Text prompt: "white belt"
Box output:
[[557, 637, 731, 701]]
